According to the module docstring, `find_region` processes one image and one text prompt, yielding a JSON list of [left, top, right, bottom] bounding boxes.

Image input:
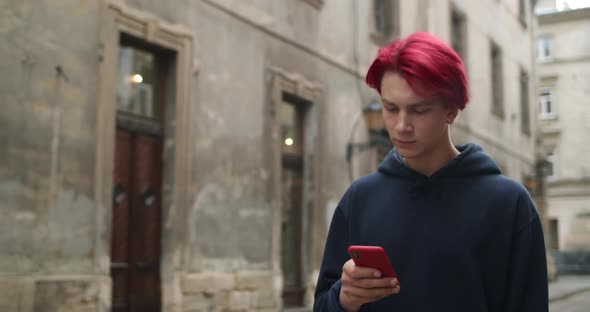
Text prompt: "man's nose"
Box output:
[[395, 111, 412, 132]]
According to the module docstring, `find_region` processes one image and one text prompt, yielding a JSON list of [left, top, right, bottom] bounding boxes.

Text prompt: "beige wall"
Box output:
[[445, 0, 538, 180], [537, 7, 590, 251]]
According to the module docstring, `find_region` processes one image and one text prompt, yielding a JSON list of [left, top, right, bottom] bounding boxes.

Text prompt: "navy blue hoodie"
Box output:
[[314, 144, 548, 311]]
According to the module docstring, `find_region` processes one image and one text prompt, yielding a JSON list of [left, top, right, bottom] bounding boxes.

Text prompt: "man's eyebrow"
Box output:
[[381, 98, 395, 105], [408, 101, 433, 107], [381, 99, 432, 107]]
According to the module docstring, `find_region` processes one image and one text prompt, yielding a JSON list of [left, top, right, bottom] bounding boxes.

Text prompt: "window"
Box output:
[[497, 161, 508, 176], [519, 0, 527, 28], [490, 42, 504, 118], [537, 35, 553, 61], [520, 70, 531, 135], [117, 46, 159, 119], [546, 150, 557, 179], [539, 87, 556, 119], [451, 8, 467, 63], [374, 0, 394, 38], [548, 219, 559, 250], [280, 92, 310, 308], [302, 0, 323, 9]]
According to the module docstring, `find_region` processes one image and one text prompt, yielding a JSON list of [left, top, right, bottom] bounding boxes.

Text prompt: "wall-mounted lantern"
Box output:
[[524, 159, 552, 196], [346, 101, 388, 162]]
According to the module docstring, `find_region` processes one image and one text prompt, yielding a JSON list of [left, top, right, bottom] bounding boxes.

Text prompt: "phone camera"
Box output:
[[351, 251, 359, 259]]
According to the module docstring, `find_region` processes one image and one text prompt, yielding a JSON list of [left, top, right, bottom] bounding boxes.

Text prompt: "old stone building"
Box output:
[[535, 2, 590, 273], [0, 0, 540, 311]]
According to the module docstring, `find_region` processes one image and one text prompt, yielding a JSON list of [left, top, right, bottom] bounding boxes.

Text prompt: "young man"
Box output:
[[313, 32, 548, 311]]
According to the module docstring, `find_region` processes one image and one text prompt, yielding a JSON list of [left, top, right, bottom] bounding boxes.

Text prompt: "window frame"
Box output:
[[537, 35, 554, 61], [518, 0, 528, 28], [546, 149, 558, 180], [539, 87, 557, 120], [547, 218, 559, 250], [520, 69, 531, 136], [374, 0, 392, 37], [450, 6, 468, 64], [490, 41, 505, 119], [370, 0, 399, 45]]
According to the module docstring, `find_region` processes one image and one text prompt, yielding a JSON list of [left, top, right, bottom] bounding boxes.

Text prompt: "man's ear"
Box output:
[[447, 109, 459, 124]]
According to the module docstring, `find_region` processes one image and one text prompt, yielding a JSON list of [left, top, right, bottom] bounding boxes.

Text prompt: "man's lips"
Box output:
[[394, 139, 416, 144]]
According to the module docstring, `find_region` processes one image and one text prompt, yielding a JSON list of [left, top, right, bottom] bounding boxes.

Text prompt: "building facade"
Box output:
[[0, 0, 539, 311], [535, 4, 590, 273]]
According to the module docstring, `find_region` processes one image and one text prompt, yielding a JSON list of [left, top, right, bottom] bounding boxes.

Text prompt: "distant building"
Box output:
[[0, 0, 539, 311], [535, 5, 590, 273]]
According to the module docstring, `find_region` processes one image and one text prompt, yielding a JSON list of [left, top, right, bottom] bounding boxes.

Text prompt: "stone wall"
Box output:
[[181, 271, 280, 312], [0, 278, 109, 312], [0, 0, 540, 310]]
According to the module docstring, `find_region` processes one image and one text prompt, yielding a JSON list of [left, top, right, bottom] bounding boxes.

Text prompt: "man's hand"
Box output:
[[339, 259, 400, 312]]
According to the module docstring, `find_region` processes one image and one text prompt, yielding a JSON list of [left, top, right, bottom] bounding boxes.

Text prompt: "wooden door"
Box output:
[[280, 94, 308, 307], [111, 128, 163, 312], [281, 158, 305, 306]]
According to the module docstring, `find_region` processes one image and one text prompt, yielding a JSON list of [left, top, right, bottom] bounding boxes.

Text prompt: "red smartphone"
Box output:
[[348, 245, 398, 279]]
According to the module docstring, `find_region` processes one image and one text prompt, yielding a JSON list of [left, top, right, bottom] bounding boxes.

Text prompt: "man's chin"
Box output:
[[396, 148, 420, 160]]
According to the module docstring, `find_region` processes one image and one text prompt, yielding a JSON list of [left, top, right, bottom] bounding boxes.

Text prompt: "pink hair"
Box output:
[[365, 32, 469, 110]]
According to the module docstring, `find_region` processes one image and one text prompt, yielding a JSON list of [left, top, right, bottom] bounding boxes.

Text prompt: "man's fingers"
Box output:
[[341, 284, 398, 300], [343, 259, 382, 278], [355, 277, 399, 289], [340, 261, 401, 308]]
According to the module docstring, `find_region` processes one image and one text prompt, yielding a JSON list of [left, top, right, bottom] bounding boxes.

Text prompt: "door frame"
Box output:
[[96, 1, 196, 310], [280, 95, 309, 307], [267, 67, 324, 306]]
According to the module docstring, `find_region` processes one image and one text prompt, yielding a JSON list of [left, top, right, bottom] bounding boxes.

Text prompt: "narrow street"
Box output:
[[550, 289, 590, 312], [549, 275, 590, 312]]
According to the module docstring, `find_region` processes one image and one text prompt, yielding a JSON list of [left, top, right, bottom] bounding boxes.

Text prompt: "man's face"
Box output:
[[380, 71, 457, 160]]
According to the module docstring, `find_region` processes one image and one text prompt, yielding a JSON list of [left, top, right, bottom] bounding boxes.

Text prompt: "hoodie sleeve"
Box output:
[[505, 195, 549, 312], [314, 192, 353, 311]]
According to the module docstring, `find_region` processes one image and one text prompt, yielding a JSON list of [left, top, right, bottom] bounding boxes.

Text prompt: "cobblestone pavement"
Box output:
[[548, 275, 590, 312], [549, 288, 590, 312]]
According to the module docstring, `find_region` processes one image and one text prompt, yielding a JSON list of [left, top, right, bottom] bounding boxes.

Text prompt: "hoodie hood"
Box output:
[[378, 143, 501, 199]]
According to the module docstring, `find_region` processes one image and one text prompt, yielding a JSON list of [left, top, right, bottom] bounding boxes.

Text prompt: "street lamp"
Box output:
[[363, 101, 385, 132], [524, 158, 552, 196], [346, 101, 387, 162]]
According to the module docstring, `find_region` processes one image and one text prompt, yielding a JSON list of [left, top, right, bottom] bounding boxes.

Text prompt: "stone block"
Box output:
[[182, 273, 235, 295], [213, 290, 230, 310], [254, 290, 278, 309], [227, 290, 254, 310], [0, 279, 23, 312], [183, 293, 213, 312], [234, 271, 273, 290], [34, 280, 98, 312]]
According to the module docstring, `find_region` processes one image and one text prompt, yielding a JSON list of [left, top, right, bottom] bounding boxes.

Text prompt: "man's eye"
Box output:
[[414, 109, 428, 114], [386, 106, 398, 112]]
